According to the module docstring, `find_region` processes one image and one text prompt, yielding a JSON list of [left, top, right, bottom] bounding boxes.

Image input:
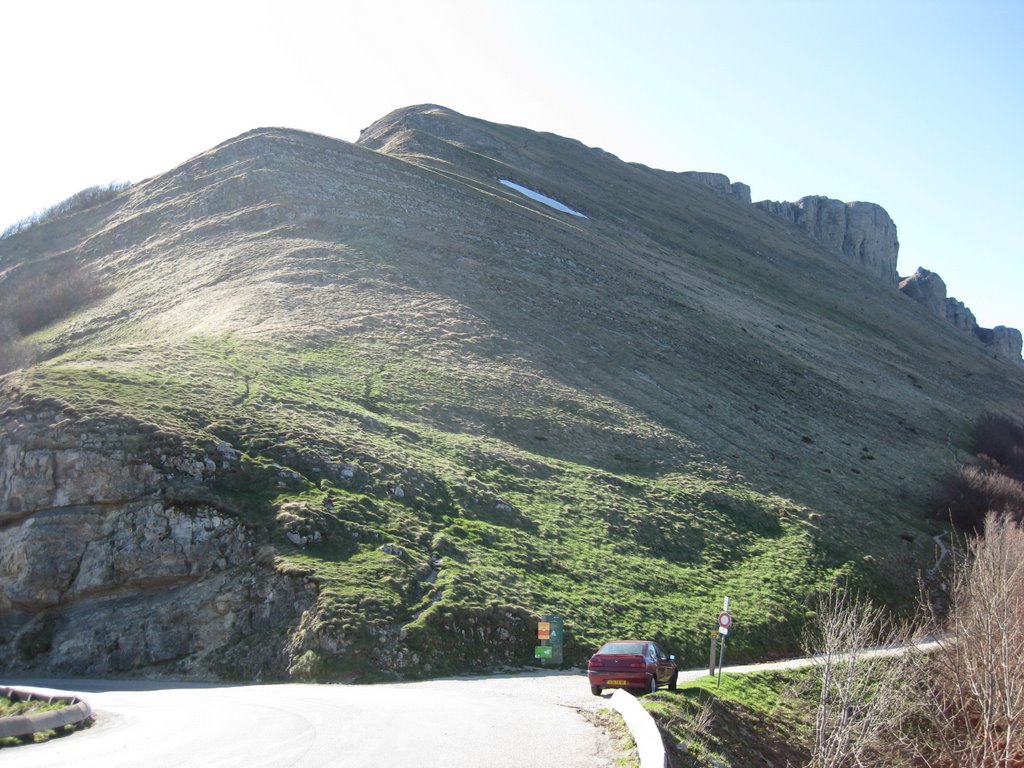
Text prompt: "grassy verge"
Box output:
[[643, 669, 816, 767]]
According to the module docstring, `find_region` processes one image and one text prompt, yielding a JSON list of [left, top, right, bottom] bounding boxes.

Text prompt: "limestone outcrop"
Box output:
[[680, 172, 752, 205], [755, 196, 900, 286], [976, 326, 1024, 363], [0, 391, 316, 678], [899, 267, 1022, 364], [898, 267, 948, 320], [945, 297, 978, 332]]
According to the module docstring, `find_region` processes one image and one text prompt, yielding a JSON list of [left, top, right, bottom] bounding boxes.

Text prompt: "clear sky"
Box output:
[[2, 0, 1021, 332]]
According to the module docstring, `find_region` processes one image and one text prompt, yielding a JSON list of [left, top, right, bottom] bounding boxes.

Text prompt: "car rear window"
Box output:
[[597, 642, 646, 655]]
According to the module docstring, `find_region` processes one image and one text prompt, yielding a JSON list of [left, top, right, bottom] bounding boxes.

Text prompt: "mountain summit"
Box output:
[[1, 105, 1021, 680]]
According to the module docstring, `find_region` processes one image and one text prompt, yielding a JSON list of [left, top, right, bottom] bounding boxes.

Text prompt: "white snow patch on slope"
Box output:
[[499, 179, 588, 218]]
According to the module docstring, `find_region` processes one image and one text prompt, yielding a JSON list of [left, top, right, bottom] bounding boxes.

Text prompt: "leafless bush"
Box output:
[[0, 339, 37, 375], [937, 413, 1024, 531], [941, 464, 1024, 531], [0, 318, 35, 374], [0, 260, 107, 336], [803, 589, 915, 768], [974, 413, 1024, 481], [908, 513, 1024, 767], [1, 180, 130, 240]]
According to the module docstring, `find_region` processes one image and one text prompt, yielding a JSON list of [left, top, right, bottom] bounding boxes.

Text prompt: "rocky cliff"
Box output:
[[680, 172, 752, 205], [751, 197, 1020, 363], [755, 196, 900, 286], [899, 267, 1023, 364], [0, 384, 316, 678]]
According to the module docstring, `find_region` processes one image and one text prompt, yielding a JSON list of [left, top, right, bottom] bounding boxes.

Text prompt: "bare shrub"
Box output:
[[0, 318, 36, 374], [0, 339, 37, 375], [937, 413, 1024, 531], [974, 413, 1024, 481], [1, 181, 130, 240], [941, 465, 1024, 531], [803, 589, 915, 768], [909, 513, 1024, 767], [0, 260, 107, 336]]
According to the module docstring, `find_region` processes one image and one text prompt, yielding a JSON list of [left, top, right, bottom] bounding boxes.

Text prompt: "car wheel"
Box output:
[[648, 675, 658, 694], [668, 671, 678, 691], [591, 685, 602, 696]]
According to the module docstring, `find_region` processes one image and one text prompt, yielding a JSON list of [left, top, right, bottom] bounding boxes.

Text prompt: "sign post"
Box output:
[[715, 597, 732, 687], [535, 614, 563, 665]]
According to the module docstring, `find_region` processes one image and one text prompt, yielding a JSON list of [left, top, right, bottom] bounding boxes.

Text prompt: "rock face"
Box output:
[[898, 267, 948, 319], [681, 172, 752, 205], [0, 392, 316, 678], [756, 196, 900, 286], [945, 297, 978, 332], [899, 267, 1023, 364], [977, 326, 1024, 363]]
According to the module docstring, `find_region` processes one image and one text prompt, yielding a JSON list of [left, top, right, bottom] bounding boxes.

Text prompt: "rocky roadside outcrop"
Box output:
[[899, 267, 1023, 364], [0, 388, 316, 679], [756, 196, 900, 286]]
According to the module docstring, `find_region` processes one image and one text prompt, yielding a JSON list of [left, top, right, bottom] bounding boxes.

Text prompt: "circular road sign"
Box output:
[[718, 611, 732, 629]]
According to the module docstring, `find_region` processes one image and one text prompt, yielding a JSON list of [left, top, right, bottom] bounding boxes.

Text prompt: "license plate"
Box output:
[[606, 679, 628, 686]]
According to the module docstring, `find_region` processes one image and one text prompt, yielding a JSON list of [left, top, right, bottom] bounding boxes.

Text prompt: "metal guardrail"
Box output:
[[0, 686, 93, 739]]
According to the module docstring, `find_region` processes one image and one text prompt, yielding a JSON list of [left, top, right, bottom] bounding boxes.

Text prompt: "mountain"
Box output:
[[1, 104, 1022, 681]]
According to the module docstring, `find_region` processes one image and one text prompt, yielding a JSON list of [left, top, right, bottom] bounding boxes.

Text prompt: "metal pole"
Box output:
[[716, 634, 726, 687]]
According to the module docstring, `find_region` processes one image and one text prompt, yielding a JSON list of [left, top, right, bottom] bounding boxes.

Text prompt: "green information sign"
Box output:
[[537, 614, 564, 664]]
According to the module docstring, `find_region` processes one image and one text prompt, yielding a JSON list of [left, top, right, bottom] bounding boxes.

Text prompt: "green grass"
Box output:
[[643, 668, 816, 767], [0, 694, 82, 747], [18, 332, 847, 677], [0, 695, 68, 718]]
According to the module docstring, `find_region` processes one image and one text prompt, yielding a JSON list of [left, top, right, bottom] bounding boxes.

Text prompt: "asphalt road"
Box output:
[[2, 669, 618, 768]]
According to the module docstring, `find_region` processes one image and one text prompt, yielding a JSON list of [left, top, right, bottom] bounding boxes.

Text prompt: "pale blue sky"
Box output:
[[2, 0, 1021, 332]]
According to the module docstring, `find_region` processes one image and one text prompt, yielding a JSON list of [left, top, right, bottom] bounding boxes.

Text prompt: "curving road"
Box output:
[[2, 670, 617, 768]]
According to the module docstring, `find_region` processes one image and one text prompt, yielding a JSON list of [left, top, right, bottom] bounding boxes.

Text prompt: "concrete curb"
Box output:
[[609, 688, 667, 768], [0, 686, 93, 739]]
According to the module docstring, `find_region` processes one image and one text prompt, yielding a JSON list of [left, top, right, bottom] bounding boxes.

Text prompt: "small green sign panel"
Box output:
[[535, 645, 554, 659], [537, 614, 564, 664]]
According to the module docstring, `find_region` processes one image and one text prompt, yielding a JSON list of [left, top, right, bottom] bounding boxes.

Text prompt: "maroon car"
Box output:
[[587, 640, 678, 695]]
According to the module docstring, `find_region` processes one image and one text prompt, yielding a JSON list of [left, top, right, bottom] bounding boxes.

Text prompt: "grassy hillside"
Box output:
[[2, 104, 1021, 678]]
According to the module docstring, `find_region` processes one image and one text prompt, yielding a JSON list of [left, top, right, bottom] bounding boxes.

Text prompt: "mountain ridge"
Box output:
[[1, 104, 1021, 681]]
